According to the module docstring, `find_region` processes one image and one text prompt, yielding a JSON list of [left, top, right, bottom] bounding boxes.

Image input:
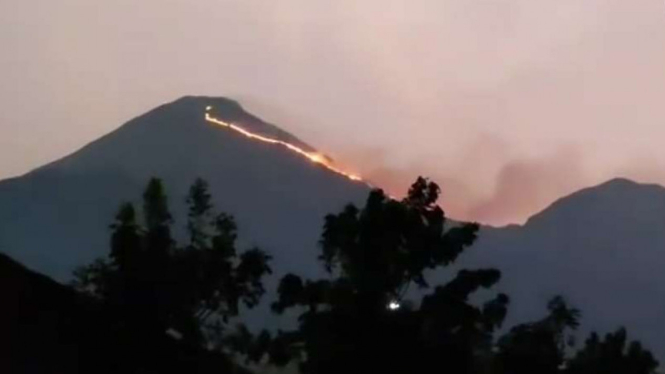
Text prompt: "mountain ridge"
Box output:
[[524, 177, 665, 228], [0, 96, 369, 284], [33, 96, 319, 177], [2, 97, 665, 360]]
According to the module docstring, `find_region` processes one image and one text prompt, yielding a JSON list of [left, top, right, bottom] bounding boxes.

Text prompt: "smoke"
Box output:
[[2, 0, 665, 225], [245, 94, 662, 225], [467, 147, 588, 225], [340, 141, 589, 226]]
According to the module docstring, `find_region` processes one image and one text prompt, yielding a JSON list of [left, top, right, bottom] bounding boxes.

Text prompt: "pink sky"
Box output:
[[1, 0, 665, 225]]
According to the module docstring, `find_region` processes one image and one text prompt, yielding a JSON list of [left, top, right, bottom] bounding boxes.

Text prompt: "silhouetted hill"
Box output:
[[0, 96, 368, 331], [0, 96, 368, 281], [526, 177, 665, 229], [2, 97, 665, 361], [458, 177, 665, 360]]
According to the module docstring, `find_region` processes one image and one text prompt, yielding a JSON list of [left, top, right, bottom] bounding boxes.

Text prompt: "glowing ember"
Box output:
[[204, 107, 364, 183]]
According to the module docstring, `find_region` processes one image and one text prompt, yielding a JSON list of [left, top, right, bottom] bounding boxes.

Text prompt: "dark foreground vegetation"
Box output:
[[0, 177, 658, 374]]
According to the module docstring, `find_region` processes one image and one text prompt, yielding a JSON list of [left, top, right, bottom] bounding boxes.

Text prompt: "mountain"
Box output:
[[457, 178, 665, 360], [2, 97, 665, 360], [0, 96, 370, 332], [0, 96, 368, 282]]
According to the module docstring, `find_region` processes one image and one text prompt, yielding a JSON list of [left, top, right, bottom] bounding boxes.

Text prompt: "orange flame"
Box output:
[[204, 107, 364, 183]]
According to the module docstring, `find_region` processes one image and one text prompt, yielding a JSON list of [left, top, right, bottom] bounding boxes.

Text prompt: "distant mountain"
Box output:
[[458, 178, 665, 360], [1, 97, 665, 361]]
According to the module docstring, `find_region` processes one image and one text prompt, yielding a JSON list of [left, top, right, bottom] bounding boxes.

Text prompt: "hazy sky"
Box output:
[[1, 0, 665, 225]]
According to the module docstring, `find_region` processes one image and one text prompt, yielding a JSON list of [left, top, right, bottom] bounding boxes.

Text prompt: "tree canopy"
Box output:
[[261, 177, 508, 374], [73, 178, 272, 350]]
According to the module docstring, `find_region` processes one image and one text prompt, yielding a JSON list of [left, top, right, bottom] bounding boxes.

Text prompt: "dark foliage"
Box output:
[[566, 328, 659, 374], [0, 252, 244, 374], [73, 178, 271, 368], [495, 296, 581, 374], [260, 177, 508, 374]]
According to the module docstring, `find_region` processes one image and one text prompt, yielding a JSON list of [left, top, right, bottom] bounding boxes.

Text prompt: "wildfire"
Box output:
[[204, 106, 364, 183]]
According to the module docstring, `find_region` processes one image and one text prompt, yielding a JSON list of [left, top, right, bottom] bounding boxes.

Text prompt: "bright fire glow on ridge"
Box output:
[[204, 106, 364, 183]]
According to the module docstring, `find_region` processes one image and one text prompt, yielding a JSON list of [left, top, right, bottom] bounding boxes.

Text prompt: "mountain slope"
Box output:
[[0, 96, 369, 284], [458, 178, 665, 360]]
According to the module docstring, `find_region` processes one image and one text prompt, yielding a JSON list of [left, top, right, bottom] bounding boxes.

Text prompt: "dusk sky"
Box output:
[[2, 0, 665, 225]]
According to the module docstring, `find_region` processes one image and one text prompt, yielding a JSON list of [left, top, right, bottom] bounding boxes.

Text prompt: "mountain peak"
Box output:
[[32, 96, 320, 177], [524, 177, 665, 229], [164, 95, 315, 152], [166, 96, 244, 117], [596, 177, 644, 190], [2, 96, 369, 281]]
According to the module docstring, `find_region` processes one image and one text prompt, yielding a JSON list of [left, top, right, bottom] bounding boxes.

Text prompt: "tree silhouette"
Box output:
[[565, 328, 659, 374], [73, 177, 272, 351], [264, 177, 508, 374], [495, 296, 581, 374]]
